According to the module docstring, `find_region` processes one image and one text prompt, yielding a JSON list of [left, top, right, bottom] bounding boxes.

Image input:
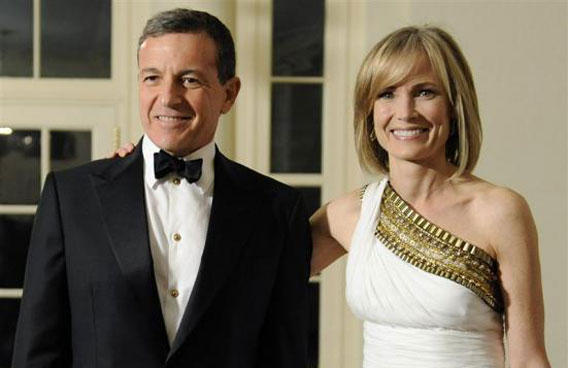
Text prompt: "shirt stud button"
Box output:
[[170, 289, 179, 298], [173, 178, 181, 185], [173, 233, 181, 242]]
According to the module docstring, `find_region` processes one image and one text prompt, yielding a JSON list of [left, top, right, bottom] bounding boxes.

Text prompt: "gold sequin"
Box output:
[[359, 184, 368, 202], [375, 183, 504, 313]]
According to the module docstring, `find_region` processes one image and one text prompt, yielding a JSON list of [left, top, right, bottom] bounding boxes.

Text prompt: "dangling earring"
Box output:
[[369, 129, 377, 141]]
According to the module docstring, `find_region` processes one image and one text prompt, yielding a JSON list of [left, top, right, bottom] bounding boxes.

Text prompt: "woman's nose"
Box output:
[[395, 94, 417, 121]]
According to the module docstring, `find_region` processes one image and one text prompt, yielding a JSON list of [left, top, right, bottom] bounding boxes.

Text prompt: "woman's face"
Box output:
[[373, 55, 451, 167]]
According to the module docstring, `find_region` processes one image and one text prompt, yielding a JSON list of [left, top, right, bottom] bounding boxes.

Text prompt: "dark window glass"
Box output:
[[271, 83, 322, 173], [0, 0, 33, 77], [41, 0, 111, 78], [272, 0, 324, 76], [0, 130, 41, 204], [297, 187, 321, 217], [50, 131, 92, 172], [0, 298, 20, 367], [308, 282, 319, 368], [0, 215, 33, 288]]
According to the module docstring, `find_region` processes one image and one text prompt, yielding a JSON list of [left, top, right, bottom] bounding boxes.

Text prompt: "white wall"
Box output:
[[364, 1, 567, 366]]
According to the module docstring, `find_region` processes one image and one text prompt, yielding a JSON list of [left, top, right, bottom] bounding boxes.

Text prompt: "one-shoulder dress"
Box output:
[[346, 179, 505, 368]]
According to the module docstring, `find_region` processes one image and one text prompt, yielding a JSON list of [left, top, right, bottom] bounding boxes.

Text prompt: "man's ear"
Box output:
[[221, 77, 241, 114]]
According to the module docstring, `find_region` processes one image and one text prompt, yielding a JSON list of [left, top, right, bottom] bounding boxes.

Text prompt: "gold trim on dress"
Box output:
[[375, 182, 504, 313], [359, 184, 368, 202]]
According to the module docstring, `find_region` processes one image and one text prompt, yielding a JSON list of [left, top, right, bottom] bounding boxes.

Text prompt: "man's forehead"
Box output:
[[139, 33, 217, 61], [139, 31, 214, 49]]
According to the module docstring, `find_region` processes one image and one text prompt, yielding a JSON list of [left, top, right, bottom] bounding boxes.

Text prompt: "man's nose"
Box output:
[[160, 80, 183, 107], [395, 94, 417, 121]]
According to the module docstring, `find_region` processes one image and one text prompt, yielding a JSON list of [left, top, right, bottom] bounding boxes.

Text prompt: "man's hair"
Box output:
[[353, 26, 482, 177], [138, 8, 236, 84]]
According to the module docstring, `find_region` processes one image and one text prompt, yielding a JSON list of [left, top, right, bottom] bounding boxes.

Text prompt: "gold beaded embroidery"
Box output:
[[375, 182, 504, 313], [359, 185, 368, 202]]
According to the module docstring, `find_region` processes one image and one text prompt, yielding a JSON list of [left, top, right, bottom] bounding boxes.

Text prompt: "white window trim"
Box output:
[[234, 1, 367, 366]]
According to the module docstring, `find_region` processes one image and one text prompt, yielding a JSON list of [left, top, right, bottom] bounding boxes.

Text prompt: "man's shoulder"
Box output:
[[219, 155, 300, 204], [50, 155, 138, 186]]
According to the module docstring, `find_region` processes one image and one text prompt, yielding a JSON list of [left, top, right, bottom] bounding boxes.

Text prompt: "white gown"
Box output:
[[346, 179, 505, 368]]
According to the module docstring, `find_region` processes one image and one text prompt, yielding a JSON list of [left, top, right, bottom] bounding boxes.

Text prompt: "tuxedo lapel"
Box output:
[[168, 151, 255, 358], [91, 143, 168, 345]]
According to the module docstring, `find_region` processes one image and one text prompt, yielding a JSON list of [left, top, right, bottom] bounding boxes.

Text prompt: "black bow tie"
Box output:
[[154, 149, 203, 183]]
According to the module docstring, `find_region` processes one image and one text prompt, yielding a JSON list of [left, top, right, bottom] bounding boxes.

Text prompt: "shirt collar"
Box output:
[[142, 135, 215, 195]]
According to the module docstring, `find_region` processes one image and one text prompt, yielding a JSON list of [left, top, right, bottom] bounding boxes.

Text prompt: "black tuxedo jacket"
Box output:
[[12, 143, 312, 368]]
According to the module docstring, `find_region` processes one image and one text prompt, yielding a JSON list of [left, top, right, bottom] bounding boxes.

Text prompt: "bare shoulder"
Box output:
[[328, 188, 362, 219], [326, 188, 364, 250], [468, 180, 532, 224], [465, 178, 536, 257]]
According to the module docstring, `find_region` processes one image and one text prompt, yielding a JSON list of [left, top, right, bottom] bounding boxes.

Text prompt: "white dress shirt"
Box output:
[[142, 135, 215, 345]]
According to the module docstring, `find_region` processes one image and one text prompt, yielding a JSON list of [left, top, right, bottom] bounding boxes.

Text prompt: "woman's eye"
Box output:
[[378, 91, 394, 99], [417, 89, 436, 98]]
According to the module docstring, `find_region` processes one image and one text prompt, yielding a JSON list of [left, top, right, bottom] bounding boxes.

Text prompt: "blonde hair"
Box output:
[[354, 26, 482, 177]]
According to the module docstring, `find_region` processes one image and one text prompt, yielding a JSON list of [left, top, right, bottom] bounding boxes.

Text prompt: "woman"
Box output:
[[311, 26, 550, 367]]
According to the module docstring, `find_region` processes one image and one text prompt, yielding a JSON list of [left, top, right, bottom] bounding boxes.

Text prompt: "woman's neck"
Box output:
[[388, 157, 457, 205]]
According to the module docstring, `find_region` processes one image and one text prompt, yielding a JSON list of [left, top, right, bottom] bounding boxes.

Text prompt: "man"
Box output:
[[13, 9, 311, 368]]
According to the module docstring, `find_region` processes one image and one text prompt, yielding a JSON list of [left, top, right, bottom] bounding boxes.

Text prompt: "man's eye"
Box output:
[[378, 91, 394, 99], [182, 77, 200, 86], [143, 75, 158, 82]]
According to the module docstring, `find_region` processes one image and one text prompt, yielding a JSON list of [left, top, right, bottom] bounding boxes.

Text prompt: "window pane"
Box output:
[[297, 187, 321, 217], [0, 130, 41, 204], [50, 131, 92, 172], [41, 0, 111, 78], [272, 0, 324, 76], [0, 215, 33, 288], [0, 0, 33, 77], [271, 83, 322, 173], [0, 299, 20, 367], [308, 282, 319, 368]]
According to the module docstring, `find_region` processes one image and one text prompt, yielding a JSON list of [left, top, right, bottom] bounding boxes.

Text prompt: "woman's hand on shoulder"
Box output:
[[309, 189, 362, 275], [482, 186, 550, 367], [108, 142, 135, 158]]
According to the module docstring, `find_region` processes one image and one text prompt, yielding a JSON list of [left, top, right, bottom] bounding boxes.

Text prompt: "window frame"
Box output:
[[234, 1, 368, 366]]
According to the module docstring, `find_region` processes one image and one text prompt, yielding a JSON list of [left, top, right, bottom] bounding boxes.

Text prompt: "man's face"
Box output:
[[138, 32, 240, 156]]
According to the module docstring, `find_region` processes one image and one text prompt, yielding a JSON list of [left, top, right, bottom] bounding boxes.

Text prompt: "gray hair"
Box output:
[[138, 8, 236, 84]]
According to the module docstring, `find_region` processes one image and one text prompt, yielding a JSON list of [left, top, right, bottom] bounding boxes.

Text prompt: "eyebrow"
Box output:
[[413, 81, 440, 88], [177, 69, 199, 75], [139, 68, 204, 78], [139, 67, 160, 75], [140, 67, 201, 75], [384, 80, 440, 90]]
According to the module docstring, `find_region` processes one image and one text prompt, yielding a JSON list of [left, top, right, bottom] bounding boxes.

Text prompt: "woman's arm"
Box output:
[[310, 190, 361, 275], [488, 188, 550, 368], [310, 203, 347, 275]]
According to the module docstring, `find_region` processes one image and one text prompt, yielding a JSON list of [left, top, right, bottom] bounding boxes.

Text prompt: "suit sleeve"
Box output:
[[12, 173, 72, 367], [256, 192, 313, 367]]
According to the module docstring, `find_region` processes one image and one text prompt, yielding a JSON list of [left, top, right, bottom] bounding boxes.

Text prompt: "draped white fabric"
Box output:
[[346, 179, 505, 368]]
